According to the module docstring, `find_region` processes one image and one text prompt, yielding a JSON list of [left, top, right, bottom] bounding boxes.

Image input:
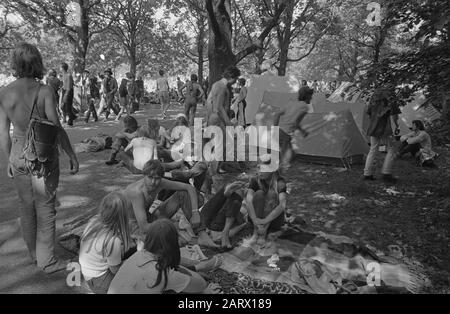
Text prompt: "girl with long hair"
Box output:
[[79, 192, 133, 294], [108, 219, 221, 294]]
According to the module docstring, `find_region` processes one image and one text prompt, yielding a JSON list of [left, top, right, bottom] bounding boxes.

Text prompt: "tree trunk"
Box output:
[[206, 0, 236, 85], [72, 0, 90, 73], [197, 18, 206, 85], [277, 0, 295, 76]]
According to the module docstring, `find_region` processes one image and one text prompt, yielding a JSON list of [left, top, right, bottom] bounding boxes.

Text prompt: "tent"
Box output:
[[261, 91, 328, 112], [292, 110, 369, 166], [253, 98, 369, 166], [245, 74, 300, 124]]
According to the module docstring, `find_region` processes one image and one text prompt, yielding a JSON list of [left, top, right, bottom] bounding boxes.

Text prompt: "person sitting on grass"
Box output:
[[398, 119, 437, 167], [245, 155, 287, 245], [106, 115, 139, 166], [122, 160, 218, 248], [79, 192, 133, 294], [117, 125, 158, 175], [200, 182, 248, 250], [108, 219, 222, 294]]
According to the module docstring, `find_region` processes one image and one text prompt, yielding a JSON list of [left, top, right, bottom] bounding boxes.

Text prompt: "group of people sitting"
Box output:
[[79, 154, 288, 294]]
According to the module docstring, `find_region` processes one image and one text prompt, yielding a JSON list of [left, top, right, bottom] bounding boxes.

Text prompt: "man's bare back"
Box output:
[[206, 79, 230, 128], [0, 79, 56, 136]]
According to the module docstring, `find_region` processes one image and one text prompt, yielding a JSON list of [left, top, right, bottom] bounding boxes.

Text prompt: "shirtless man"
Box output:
[[0, 43, 79, 273], [122, 160, 217, 247], [206, 66, 241, 128]]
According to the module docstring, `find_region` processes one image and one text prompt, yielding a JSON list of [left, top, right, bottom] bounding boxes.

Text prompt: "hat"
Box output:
[[176, 113, 188, 120], [258, 154, 278, 173], [104, 68, 113, 75]]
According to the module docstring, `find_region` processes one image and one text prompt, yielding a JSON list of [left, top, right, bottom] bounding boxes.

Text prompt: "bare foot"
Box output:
[[195, 255, 223, 272], [221, 236, 232, 249], [198, 231, 220, 248]]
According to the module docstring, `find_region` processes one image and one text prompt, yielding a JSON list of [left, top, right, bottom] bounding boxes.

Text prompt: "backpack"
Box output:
[[22, 85, 59, 178]]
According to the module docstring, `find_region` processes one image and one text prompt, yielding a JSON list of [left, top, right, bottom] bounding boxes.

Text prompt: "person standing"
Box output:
[[181, 74, 204, 126], [84, 72, 100, 123], [61, 62, 77, 126], [46, 69, 62, 118], [104, 68, 119, 120], [363, 87, 401, 183], [0, 42, 79, 273], [135, 75, 144, 111], [156, 70, 170, 119], [231, 78, 248, 127], [117, 73, 130, 121], [176, 77, 184, 102]]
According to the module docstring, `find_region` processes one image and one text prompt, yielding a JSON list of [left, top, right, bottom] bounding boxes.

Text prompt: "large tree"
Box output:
[[8, 0, 118, 72], [205, 0, 286, 84], [102, 0, 159, 75]]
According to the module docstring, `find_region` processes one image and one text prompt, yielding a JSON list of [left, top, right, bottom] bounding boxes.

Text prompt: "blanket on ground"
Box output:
[[59, 214, 431, 294]]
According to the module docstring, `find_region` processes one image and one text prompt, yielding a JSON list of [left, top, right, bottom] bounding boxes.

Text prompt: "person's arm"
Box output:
[[245, 188, 259, 223], [43, 86, 79, 174], [407, 132, 426, 145], [0, 100, 12, 177], [159, 178, 199, 225], [260, 192, 286, 225], [198, 85, 205, 100], [172, 266, 208, 294], [129, 191, 152, 234], [124, 140, 134, 153], [153, 141, 158, 160], [106, 238, 123, 275], [273, 109, 286, 127], [400, 131, 415, 142]]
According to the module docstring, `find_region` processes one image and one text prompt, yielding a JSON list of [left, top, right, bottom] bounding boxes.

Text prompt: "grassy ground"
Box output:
[[281, 148, 450, 293]]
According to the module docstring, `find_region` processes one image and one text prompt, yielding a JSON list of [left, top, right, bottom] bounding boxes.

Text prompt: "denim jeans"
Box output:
[[9, 135, 60, 271], [364, 136, 395, 176]]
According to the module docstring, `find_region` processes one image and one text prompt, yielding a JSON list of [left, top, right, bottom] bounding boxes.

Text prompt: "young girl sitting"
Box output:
[[108, 219, 222, 294], [79, 192, 133, 294], [119, 125, 158, 173]]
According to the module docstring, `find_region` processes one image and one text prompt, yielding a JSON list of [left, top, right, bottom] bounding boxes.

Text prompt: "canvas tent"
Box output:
[[253, 97, 369, 166], [292, 110, 369, 166]]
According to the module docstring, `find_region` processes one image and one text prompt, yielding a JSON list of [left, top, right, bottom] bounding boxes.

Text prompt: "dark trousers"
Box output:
[[85, 99, 99, 122], [399, 141, 421, 158], [201, 188, 243, 232], [62, 90, 76, 125], [86, 269, 115, 294], [105, 94, 119, 119]]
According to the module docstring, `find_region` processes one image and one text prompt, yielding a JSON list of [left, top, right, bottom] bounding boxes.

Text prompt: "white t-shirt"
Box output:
[[126, 137, 157, 170], [156, 77, 169, 92], [79, 221, 123, 280], [108, 251, 190, 294]]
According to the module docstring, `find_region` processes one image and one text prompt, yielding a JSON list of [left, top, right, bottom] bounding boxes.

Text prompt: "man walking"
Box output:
[[104, 68, 119, 120], [61, 62, 77, 126]]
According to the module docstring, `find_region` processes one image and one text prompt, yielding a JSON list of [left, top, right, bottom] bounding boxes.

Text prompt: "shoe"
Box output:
[[105, 159, 119, 166], [363, 175, 376, 181], [382, 174, 398, 184]]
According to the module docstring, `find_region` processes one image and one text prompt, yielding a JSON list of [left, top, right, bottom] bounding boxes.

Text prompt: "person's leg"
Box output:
[[200, 188, 227, 229], [106, 138, 128, 165], [363, 136, 380, 178], [117, 151, 142, 175], [184, 102, 191, 125], [87, 269, 115, 294], [399, 143, 421, 158], [92, 100, 99, 121], [220, 196, 242, 248], [381, 136, 396, 176], [190, 104, 197, 126], [97, 97, 106, 117], [263, 190, 284, 233], [12, 173, 37, 263], [32, 162, 66, 273]]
